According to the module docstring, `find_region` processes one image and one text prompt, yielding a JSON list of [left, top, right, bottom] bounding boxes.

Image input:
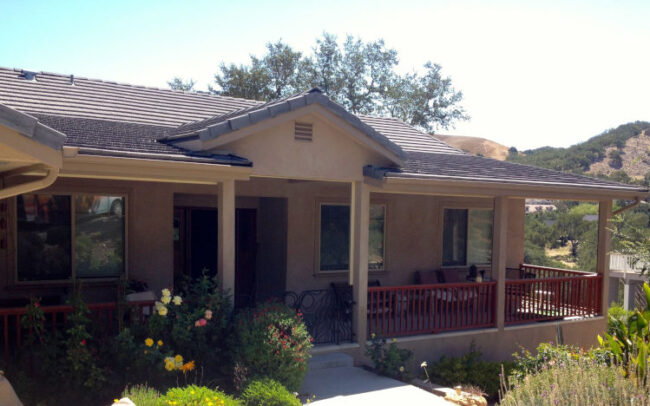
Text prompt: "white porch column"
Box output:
[[597, 199, 612, 315], [493, 196, 509, 331], [218, 179, 236, 296], [350, 181, 370, 345]]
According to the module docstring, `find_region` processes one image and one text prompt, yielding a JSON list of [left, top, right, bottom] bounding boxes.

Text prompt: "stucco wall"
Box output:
[[0, 176, 526, 303], [356, 317, 607, 370], [219, 112, 395, 181]]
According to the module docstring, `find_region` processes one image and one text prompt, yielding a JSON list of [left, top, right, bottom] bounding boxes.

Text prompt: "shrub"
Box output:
[[233, 301, 313, 391], [424, 344, 512, 400], [159, 385, 240, 406], [365, 334, 413, 381], [241, 379, 301, 406], [121, 385, 162, 406], [139, 274, 231, 380], [500, 359, 650, 405], [510, 343, 611, 381]]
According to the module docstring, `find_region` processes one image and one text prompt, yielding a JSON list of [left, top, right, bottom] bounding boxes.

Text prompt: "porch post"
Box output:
[[597, 199, 613, 315], [350, 181, 370, 345], [218, 179, 236, 296], [493, 196, 508, 331]]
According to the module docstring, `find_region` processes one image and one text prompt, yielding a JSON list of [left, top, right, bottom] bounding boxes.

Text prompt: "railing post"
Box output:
[[350, 181, 370, 345], [597, 200, 612, 315], [493, 196, 509, 331]]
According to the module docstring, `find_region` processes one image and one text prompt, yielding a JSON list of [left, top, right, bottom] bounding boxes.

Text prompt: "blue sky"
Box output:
[[1, 0, 649, 150]]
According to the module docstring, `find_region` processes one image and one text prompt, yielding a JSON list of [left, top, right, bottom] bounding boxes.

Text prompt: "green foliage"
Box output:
[[240, 379, 301, 406], [611, 212, 650, 274], [509, 343, 611, 382], [598, 282, 650, 384], [365, 334, 413, 381], [167, 77, 196, 92], [142, 273, 231, 378], [500, 358, 650, 405], [424, 344, 512, 400], [608, 303, 634, 334], [507, 121, 650, 175], [121, 385, 162, 406], [159, 385, 240, 406], [192, 33, 467, 131], [233, 301, 313, 391], [608, 149, 624, 169]]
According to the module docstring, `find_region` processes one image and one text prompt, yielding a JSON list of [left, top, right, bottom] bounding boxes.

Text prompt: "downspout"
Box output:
[[0, 166, 59, 200], [612, 197, 642, 216]]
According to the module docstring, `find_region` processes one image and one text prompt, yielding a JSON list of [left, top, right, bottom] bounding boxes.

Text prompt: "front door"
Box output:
[[235, 209, 257, 308]]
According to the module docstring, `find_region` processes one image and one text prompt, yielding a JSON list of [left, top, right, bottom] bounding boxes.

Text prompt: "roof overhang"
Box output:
[[61, 147, 252, 184], [369, 175, 649, 201], [0, 104, 66, 198]]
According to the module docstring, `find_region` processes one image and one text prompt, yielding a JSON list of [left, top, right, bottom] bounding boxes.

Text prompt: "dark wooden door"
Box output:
[[235, 209, 257, 308]]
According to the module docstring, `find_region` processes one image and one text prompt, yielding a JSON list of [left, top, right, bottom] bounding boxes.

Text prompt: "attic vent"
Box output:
[[294, 122, 313, 141]]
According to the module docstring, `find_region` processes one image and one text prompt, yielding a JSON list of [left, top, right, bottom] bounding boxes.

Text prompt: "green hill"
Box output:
[[507, 121, 650, 184]]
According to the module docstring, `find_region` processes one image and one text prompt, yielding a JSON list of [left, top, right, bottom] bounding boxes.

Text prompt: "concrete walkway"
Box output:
[[301, 354, 451, 405]]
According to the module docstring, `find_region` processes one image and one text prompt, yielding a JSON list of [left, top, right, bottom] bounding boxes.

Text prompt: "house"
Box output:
[[0, 67, 647, 364], [609, 253, 648, 310]]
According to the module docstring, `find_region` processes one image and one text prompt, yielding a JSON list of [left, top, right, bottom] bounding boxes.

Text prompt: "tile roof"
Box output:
[[382, 152, 642, 190], [163, 88, 407, 160], [32, 114, 251, 165], [0, 68, 261, 127], [0, 67, 646, 193], [0, 104, 66, 150]]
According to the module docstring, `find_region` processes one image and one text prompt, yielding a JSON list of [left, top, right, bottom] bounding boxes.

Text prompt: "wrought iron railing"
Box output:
[[284, 287, 352, 345]]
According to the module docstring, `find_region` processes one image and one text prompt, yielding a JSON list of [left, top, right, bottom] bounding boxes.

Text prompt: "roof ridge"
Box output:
[[0, 66, 265, 104]]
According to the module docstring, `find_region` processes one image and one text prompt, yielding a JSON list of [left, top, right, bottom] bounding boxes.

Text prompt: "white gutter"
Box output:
[[0, 166, 59, 200]]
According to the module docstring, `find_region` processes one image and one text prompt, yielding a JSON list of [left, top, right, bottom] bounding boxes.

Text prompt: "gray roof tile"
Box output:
[[0, 67, 645, 193]]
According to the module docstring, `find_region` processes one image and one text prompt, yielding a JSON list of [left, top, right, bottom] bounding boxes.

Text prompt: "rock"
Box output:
[[112, 398, 136, 406], [444, 392, 487, 406], [0, 372, 23, 406]]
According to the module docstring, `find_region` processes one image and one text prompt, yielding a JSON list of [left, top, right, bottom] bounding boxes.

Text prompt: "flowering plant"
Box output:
[[233, 301, 313, 391]]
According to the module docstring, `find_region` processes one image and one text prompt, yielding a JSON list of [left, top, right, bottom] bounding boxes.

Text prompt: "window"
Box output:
[[442, 208, 493, 266], [318, 203, 386, 272], [16, 193, 125, 282], [319, 204, 350, 271], [369, 204, 385, 271]]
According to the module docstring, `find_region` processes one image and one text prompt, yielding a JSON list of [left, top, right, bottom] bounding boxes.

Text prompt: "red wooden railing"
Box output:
[[519, 263, 594, 278], [0, 300, 154, 362], [367, 282, 497, 337], [505, 264, 602, 325]]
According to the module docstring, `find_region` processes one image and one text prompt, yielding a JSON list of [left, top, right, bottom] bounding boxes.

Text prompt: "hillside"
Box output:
[[507, 121, 650, 182], [435, 134, 511, 161]]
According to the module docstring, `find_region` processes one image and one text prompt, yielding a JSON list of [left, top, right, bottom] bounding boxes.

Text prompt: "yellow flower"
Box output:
[[173, 295, 182, 306], [161, 295, 171, 305], [114, 400, 119, 404], [158, 306, 168, 316], [174, 354, 183, 363], [145, 338, 154, 347], [157, 339, 163, 346], [162, 288, 171, 297]]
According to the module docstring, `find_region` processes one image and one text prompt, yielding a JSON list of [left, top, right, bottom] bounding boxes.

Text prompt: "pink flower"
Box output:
[[80, 339, 86, 346], [195, 318, 207, 327]]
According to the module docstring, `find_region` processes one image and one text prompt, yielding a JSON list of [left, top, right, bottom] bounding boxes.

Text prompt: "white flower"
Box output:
[[158, 306, 168, 316], [399, 366, 405, 372], [161, 288, 171, 297], [204, 309, 213, 320], [421, 361, 428, 369], [161, 295, 171, 305], [172, 295, 182, 306]]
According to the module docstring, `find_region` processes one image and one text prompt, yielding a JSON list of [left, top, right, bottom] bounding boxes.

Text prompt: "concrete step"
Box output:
[[308, 352, 354, 370]]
